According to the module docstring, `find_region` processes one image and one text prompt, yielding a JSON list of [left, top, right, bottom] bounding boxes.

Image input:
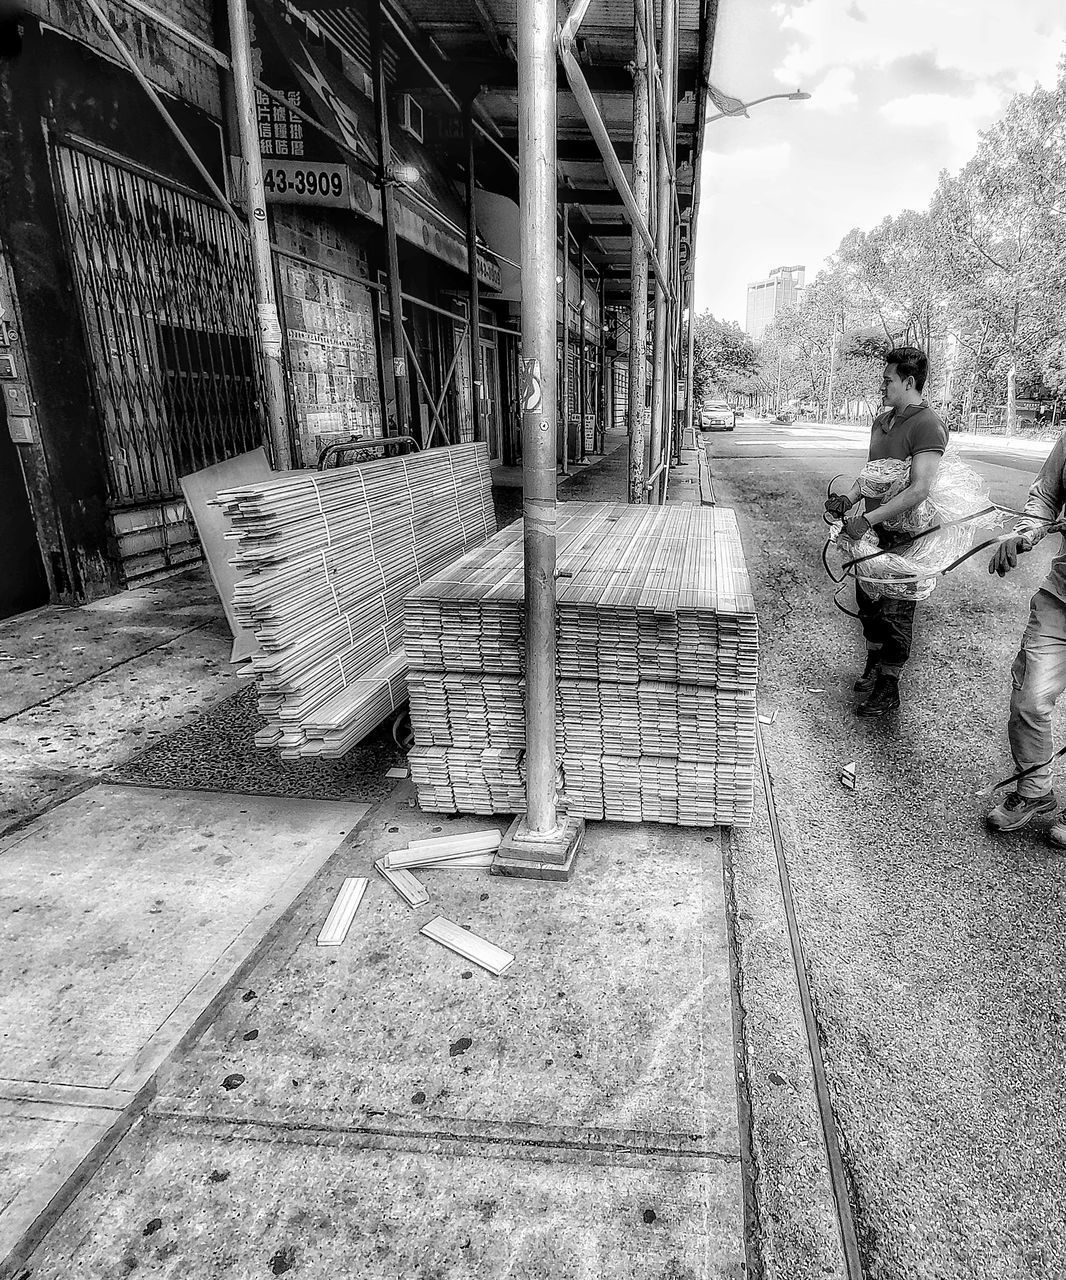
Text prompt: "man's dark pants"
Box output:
[[855, 583, 916, 675]]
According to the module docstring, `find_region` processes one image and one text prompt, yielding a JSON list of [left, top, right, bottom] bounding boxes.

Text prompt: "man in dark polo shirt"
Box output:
[[824, 346, 949, 716]]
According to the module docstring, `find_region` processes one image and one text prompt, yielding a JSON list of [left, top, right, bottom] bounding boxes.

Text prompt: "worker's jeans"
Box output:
[[855, 583, 916, 675], [1010, 589, 1066, 799]]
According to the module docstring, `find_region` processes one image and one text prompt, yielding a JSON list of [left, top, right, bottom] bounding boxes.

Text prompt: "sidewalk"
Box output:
[[0, 448, 752, 1278]]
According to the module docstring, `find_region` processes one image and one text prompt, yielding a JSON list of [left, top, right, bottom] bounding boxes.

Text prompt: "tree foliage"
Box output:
[[739, 52, 1066, 428], [692, 312, 759, 403]]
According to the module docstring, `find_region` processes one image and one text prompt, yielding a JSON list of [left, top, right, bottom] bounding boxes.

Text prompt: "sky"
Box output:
[[692, 0, 1066, 327]]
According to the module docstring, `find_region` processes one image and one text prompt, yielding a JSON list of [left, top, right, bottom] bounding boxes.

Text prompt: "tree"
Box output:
[[928, 79, 1066, 430], [692, 312, 759, 404]]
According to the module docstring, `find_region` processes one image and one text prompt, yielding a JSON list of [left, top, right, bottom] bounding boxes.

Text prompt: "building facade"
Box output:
[[744, 264, 805, 340], [0, 0, 710, 619]]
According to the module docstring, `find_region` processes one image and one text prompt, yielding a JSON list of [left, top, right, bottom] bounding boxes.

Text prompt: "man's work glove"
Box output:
[[824, 493, 853, 519], [988, 534, 1032, 577], [842, 513, 872, 541]]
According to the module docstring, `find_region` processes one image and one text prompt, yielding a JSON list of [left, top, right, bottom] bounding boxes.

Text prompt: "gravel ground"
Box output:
[[112, 682, 406, 805], [715, 425, 1066, 1280]]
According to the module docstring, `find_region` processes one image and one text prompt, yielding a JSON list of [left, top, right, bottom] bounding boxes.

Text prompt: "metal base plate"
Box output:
[[489, 813, 585, 882]]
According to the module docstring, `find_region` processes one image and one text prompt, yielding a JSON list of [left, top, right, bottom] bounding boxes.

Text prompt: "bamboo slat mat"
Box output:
[[405, 501, 759, 827], [219, 444, 495, 758]]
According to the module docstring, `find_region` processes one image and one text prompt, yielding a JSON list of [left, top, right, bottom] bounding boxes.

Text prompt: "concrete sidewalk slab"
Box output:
[[160, 798, 739, 1145], [24, 1114, 742, 1280], [17, 789, 745, 1276], [0, 571, 223, 722], [0, 784, 366, 1273], [0, 622, 237, 837]]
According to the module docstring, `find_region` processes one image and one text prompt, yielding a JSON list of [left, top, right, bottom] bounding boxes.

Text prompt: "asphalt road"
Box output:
[[710, 420, 1066, 1280]]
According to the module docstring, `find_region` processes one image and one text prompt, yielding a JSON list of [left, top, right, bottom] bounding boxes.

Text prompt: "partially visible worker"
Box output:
[[823, 346, 948, 716], [986, 433, 1066, 845]]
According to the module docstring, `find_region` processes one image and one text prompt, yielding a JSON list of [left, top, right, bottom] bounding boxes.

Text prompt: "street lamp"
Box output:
[[705, 88, 810, 124]]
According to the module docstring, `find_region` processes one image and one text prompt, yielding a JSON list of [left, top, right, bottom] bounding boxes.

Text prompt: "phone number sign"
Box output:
[[261, 161, 351, 207]]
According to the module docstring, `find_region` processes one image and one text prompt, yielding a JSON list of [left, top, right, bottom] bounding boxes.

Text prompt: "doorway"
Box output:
[[0, 404, 48, 619]]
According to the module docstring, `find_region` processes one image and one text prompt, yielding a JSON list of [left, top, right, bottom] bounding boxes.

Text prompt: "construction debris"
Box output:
[[383, 829, 499, 870], [374, 861, 430, 908], [217, 444, 495, 759], [316, 877, 369, 946], [420, 915, 515, 976], [758, 708, 778, 725], [406, 502, 759, 826]]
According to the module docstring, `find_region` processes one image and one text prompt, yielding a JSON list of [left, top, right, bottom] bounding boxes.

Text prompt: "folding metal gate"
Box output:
[[52, 138, 267, 580]]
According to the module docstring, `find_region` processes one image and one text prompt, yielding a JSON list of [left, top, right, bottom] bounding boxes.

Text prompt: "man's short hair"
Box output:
[[884, 346, 928, 393]]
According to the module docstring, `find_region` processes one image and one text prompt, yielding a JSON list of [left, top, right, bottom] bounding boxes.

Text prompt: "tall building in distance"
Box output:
[[745, 265, 806, 340]]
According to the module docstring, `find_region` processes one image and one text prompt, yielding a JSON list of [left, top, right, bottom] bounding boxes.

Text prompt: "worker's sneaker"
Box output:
[[855, 672, 900, 717], [1046, 810, 1066, 848], [853, 655, 880, 693], [986, 790, 1057, 832]]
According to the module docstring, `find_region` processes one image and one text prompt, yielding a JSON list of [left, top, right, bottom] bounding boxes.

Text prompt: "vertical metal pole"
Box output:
[[227, 0, 292, 469], [560, 204, 570, 475], [370, 0, 411, 437], [518, 0, 559, 834], [648, 0, 677, 503], [683, 275, 696, 439], [464, 95, 485, 446], [578, 248, 587, 463], [598, 275, 607, 453], [627, 11, 650, 504]]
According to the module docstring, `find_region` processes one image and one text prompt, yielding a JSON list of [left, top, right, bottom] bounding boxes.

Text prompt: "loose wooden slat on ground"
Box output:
[[420, 916, 515, 976], [316, 877, 369, 946]]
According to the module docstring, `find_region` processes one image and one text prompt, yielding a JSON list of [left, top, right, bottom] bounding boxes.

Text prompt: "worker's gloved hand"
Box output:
[[842, 513, 872, 541], [988, 534, 1033, 577], [824, 493, 852, 519]]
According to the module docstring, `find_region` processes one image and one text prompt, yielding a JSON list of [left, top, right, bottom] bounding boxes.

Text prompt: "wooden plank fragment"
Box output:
[[316, 877, 368, 946], [375, 860, 430, 907], [383, 846, 496, 871], [420, 916, 515, 976], [406, 830, 502, 854]]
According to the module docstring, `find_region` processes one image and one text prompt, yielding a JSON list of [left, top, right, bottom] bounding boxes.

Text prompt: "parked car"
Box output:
[[700, 400, 736, 432]]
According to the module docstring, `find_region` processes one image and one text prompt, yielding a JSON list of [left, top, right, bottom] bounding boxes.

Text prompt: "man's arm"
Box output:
[[1014, 434, 1066, 547], [989, 434, 1066, 576], [824, 478, 861, 517]]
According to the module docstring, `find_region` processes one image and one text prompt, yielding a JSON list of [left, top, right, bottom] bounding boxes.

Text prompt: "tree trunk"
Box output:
[[1006, 363, 1017, 437]]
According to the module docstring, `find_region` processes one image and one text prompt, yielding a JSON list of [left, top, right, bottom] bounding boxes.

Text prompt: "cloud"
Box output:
[[771, 0, 1066, 88], [808, 67, 858, 111], [701, 142, 792, 181], [880, 84, 1007, 156], [885, 53, 975, 95]]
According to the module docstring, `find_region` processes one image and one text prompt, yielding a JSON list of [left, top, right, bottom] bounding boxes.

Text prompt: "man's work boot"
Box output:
[[986, 790, 1057, 832], [1045, 809, 1066, 848], [853, 654, 880, 694], [855, 671, 900, 717]]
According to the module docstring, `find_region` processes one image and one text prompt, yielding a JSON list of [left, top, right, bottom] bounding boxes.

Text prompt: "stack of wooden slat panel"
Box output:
[[405, 501, 759, 827], [217, 444, 495, 758]]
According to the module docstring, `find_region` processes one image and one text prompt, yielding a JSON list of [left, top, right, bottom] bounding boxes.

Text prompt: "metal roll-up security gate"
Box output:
[[52, 138, 267, 581]]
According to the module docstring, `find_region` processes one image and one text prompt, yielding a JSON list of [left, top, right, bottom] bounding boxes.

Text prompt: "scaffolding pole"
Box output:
[[627, 12, 651, 504], [464, 95, 485, 446], [561, 203, 570, 475], [369, 0, 411, 437], [684, 274, 696, 439], [226, 0, 292, 470], [517, 0, 559, 836], [578, 247, 587, 463], [648, 0, 677, 503]]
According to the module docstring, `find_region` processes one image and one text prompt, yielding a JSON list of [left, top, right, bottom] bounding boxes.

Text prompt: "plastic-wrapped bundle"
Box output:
[[830, 449, 1001, 601]]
